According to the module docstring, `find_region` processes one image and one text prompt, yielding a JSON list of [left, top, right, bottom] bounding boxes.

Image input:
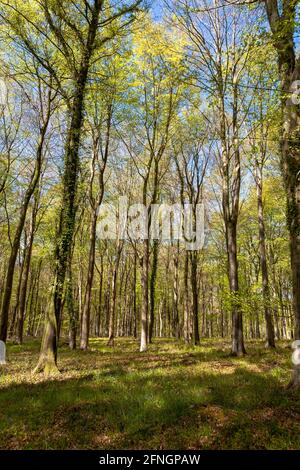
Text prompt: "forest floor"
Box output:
[[0, 338, 300, 450]]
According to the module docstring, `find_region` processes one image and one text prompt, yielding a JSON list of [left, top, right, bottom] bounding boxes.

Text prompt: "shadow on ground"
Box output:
[[0, 338, 299, 449]]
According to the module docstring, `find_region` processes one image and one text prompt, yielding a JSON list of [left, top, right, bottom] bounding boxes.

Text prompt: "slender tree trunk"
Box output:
[[27, 259, 42, 336], [149, 240, 158, 343], [107, 266, 117, 346], [255, 161, 275, 347], [133, 250, 137, 339], [183, 251, 190, 343], [0, 112, 48, 342], [201, 278, 206, 338], [172, 243, 180, 339], [67, 262, 77, 350], [8, 252, 25, 338], [80, 212, 97, 350], [190, 251, 200, 345], [219, 76, 246, 356], [25, 267, 35, 336], [227, 222, 246, 356], [140, 239, 149, 352], [95, 256, 103, 337], [16, 195, 38, 344], [107, 245, 122, 346]]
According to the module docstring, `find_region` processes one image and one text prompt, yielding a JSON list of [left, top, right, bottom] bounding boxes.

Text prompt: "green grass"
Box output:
[[0, 337, 299, 449]]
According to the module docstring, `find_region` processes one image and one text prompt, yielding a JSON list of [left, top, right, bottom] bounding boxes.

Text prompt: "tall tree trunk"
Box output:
[[133, 250, 137, 339], [67, 262, 77, 350], [35, 4, 103, 373], [140, 239, 149, 352], [15, 194, 39, 344], [107, 244, 122, 346], [27, 259, 42, 336], [80, 212, 97, 350], [149, 240, 159, 343], [80, 99, 110, 348], [220, 80, 246, 356], [255, 160, 275, 347], [0, 108, 49, 342], [227, 221, 246, 356], [183, 251, 190, 343], [172, 243, 180, 339], [95, 256, 103, 337], [190, 251, 200, 345], [8, 252, 25, 338], [264, 0, 300, 385]]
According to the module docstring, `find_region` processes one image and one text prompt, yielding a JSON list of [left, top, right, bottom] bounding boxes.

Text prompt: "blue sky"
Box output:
[[148, 1, 299, 53], [149, 0, 164, 20]]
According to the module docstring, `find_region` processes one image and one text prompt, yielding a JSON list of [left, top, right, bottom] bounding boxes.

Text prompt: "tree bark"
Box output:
[[190, 251, 200, 345], [0, 105, 49, 342], [15, 194, 39, 344], [172, 243, 180, 339], [35, 2, 103, 373], [95, 256, 103, 337], [133, 250, 137, 339], [264, 0, 300, 385], [107, 244, 122, 346], [227, 221, 246, 356], [140, 238, 149, 352], [80, 212, 97, 350], [183, 251, 190, 343], [255, 160, 276, 347], [149, 240, 159, 343]]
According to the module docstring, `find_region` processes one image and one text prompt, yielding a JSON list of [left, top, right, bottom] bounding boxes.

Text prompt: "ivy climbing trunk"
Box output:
[[34, 1, 103, 374], [35, 76, 88, 373], [264, 0, 300, 386]]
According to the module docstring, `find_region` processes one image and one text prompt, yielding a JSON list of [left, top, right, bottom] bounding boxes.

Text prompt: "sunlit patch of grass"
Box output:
[[0, 337, 299, 449]]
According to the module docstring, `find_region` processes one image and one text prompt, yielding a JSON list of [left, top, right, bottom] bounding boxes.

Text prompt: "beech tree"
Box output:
[[262, 0, 300, 386], [169, 0, 260, 355], [120, 17, 185, 352], [0, 0, 298, 392], [0, 74, 55, 343], [0, 0, 142, 373]]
